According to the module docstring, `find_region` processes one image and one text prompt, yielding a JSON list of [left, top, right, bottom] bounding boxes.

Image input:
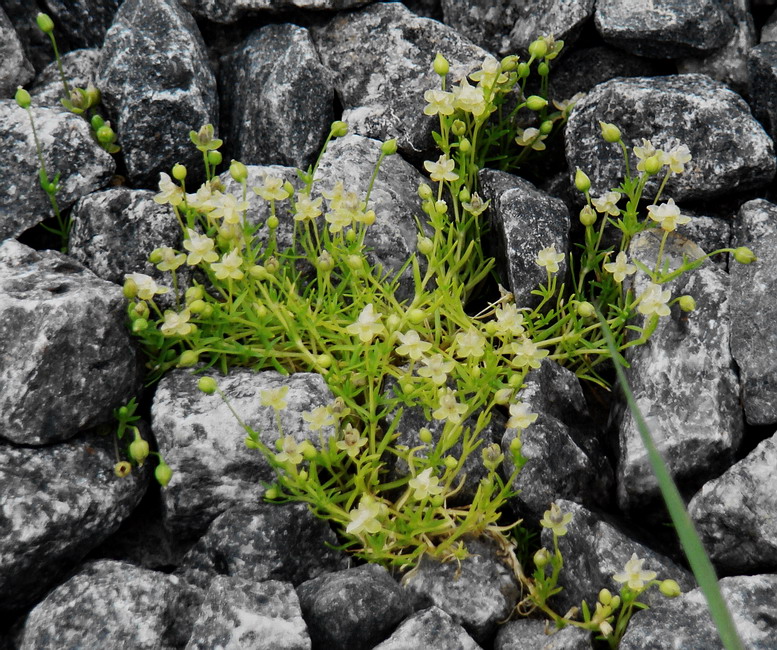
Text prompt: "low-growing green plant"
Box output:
[[120, 41, 754, 642]]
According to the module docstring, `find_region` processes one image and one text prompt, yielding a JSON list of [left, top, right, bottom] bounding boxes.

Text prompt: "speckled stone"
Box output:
[[373, 606, 481, 650], [0, 5, 33, 97], [181, 0, 370, 23], [495, 618, 594, 650], [747, 41, 777, 141], [29, 48, 101, 108]]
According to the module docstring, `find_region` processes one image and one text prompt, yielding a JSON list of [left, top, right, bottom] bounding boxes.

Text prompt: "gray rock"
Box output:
[[297, 564, 412, 649], [763, 7, 777, 43], [478, 169, 570, 309], [565, 74, 776, 202], [314, 133, 429, 301], [440, 0, 594, 57], [594, 0, 735, 58], [0, 6, 33, 97], [0, 240, 139, 445], [373, 606, 482, 650], [18, 560, 183, 650], [0, 100, 115, 240], [688, 432, 777, 574], [28, 48, 101, 109], [178, 503, 348, 591], [730, 199, 777, 425], [677, 0, 756, 93], [97, 0, 218, 187], [539, 500, 695, 616], [402, 536, 520, 646], [674, 213, 731, 268], [219, 24, 333, 170], [494, 618, 594, 650], [619, 574, 777, 649], [151, 367, 336, 538], [69, 187, 182, 286], [185, 576, 311, 650], [0, 0, 50, 72], [311, 2, 490, 154], [0, 433, 149, 613], [748, 41, 777, 140], [37, 0, 121, 52], [613, 230, 742, 512], [181, 0, 370, 23]]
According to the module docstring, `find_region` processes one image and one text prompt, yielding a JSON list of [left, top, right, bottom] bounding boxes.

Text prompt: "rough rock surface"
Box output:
[[181, 0, 370, 23], [373, 606, 482, 650], [0, 240, 139, 445], [29, 48, 101, 109], [97, 0, 218, 187], [494, 618, 594, 650], [747, 41, 777, 141], [0, 6, 34, 97]]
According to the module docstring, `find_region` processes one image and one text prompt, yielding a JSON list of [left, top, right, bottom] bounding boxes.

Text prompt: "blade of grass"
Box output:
[[596, 310, 744, 650]]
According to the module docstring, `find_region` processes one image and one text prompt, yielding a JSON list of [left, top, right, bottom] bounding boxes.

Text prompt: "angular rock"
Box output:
[[37, 0, 121, 52], [181, 0, 370, 23], [0, 6, 34, 97], [539, 500, 695, 616], [620, 574, 777, 649], [151, 368, 336, 538], [748, 41, 777, 140], [373, 606, 481, 650], [185, 576, 310, 650], [0, 101, 115, 240], [18, 560, 185, 649], [402, 537, 520, 646], [612, 230, 742, 511], [219, 24, 333, 169], [594, 0, 735, 58], [763, 7, 777, 43], [479, 169, 570, 308], [566, 74, 776, 202], [29, 48, 101, 109], [69, 187, 182, 286], [97, 0, 218, 187], [0, 432, 149, 613], [297, 564, 412, 649], [0, 0, 51, 72], [0, 240, 139, 445], [688, 432, 777, 574], [730, 199, 777, 424], [311, 2, 490, 154], [440, 0, 594, 56], [314, 134, 429, 300], [494, 618, 594, 650], [675, 213, 731, 268], [178, 503, 348, 591]]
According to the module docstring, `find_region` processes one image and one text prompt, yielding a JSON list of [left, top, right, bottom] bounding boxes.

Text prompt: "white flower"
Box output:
[[254, 175, 290, 202], [303, 406, 335, 432], [432, 387, 468, 423], [210, 249, 245, 281], [506, 401, 538, 430], [183, 228, 218, 265], [160, 309, 193, 336], [613, 554, 657, 590], [515, 127, 547, 150], [592, 191, 622, 216], [453, 78, 486, 116], [210, 192, 248, 225], [346, 497, 383, 535], [646, 198, 691, 231], [153, 172, 184, 206], [125, 273, 168, 301], [540, 502, 573, 536], [454, 327, 486, 358], [535, 245, 565, 273], [293, 194, 323, 222], [423, 88, 455, 116], [346, 304, 386, 343], [408, 467, 443, 500], [512, 338, 549, 369], [417, 353, 455, 385], [637, 282, 671, 317], [603, 251, 637, 283], [260, 385, 289, 411], [395, 329, 432, 361], [424, 155, 459, 183], [666, 143, 692, 174]]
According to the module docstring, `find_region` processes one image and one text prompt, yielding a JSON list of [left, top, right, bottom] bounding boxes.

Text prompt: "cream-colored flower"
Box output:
[[637, 282, 671, 317], [303, 405, 335, 432], [540, 502, 573, 536], [254, 175, 290, 202], [153, 246, 186, 272], [336, 423, 368, 458], [592, 191, 622, 216], [125, 273, 169, 301], [395, 329, 432, 361], [495, 303, 525, 337], [646, 198, 690, 231], [210, 249, 244, 281], [461, 192, 489, 217], [613, 554, 657, 590], [346, 497, 383, 535], [535, 245, 565, 273], [423, 88, 455, 116], [512, 338, 549, 369], [603, 251, 637, 283], [275, 435, 303, 465], [666, 143, 692, 174], [515, 127, 547, 150], [183, 228, 218, 265], [408, 467, 443, 500], [346, 304, 386, 343], [453, 78, 486, 116], [633, 139, 667, 172], [293, 194, 323, 222], [424, 155, 459, 183], [506, 401, 538, 430], [433, 387, 468, 423], [160, 309, 193, 336], [454, 327, 486, 358], [210, 192, 249, 225], [417, 353, 455, 385], [153, 172, 184, 206], [260, 385, 289, 411]]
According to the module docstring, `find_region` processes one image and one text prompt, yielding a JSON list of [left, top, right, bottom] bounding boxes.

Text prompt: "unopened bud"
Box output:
[[643, 153, 663, 175], [526, 95, 547, 111], [577, 301, 595, 318], [197, 376, 218, 395], [419, 428, 433, 444], [36, 12, 54, 34], [458, 137, 471, 153], [451, 119, 466, 136], [537, 62, 549, 77], [207, 150, 222, 166], [678, 295, 696, 312], [90, 114, 105, 131], [408, 308, 425, 324], [599, 121, 621, 143], [331, 120, 348, 137], [418, 183, 433, 200], [178, 350, 200, 367], [96, 124, 115, 144], [155, 460, 173, 486], [579, 205, 597, 227], [516, 62, 530, 79], [528, 38, 548, 59], [172, 163, 187, 181], [229, 160, 247, 183], [534, 548, 551, 569], [433, 52, 449, 76], [598, 588, 613, 606], [539, 120, 553, 135], [267, 215, 279, 229], [444, 455, 458, 469], [381, 139, 398, 155], [574, 168, 591, 193], [733, 246, 756, 264], [417, 235, 434, 256], [129, 430, 150, 466], [14, 87, 31, 109], [659, 579, 681, 598]]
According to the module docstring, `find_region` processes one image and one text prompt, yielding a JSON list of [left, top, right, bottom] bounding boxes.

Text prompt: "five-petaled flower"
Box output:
[[154, 172, 184, 206], [454, 328, 486, 358], [512, 338, 549, 369], [423, 88, 455, 116], [535, 245, 565, 273], [346, 497, 383, 535], [666, 143, 692, 174], [633, 139, 666, 172], [183, 228, 218, 265], [395, 329, 432, 361], [336, 423, 368, 458], [592, 191, 622, 216], [275, 435, 303, 465], [646, 198, 690, 231], [346, 304, 386, 343], [210, 192, 249, 224], [294, 194, 323, 222], [417, 353, 455, 385], [160, 309, 193, 336], [424, 155, 459, 183], [540, 502, 574, 536], [153, 246, 186, 272], [506, 401, 538, 430], [637, 282, 671, 317], [211, 249, 245, 281], [613, 553, 657, 590], [125, 273, 169, 300], [254, 175, 290, 202], [302, 405, 335, 432], [453, 78, 487, 116], [433, 387, 468, 423], [260, 385, 289, 411], [515, 127, 547, 150], [408, 467, 444, 500], [603, 251, 637, 283]]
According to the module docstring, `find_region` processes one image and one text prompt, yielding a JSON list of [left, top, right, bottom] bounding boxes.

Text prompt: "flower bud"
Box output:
[[155, 460, 173, 486], [317, 251, 334, 272], [346, 254, 363, 271], [599, 121, 621, 143], [418, 183, 433, 200], [229, 159, 247, 183], [417, 235, 434, 256], [733, 247, 756, 264], [537, 62, 549, 77], [509, 437, 522, 454], [123, 277, 138, 299], [526, 95, 547, 111], [534, 547, 551, 568], [114, 461, 132, 478], [15, 87, 31, 109], [265, 486, 279, 500], [516, 62, 530, 79], [84, 84, 101, 107], [267, 215, 279, 230], [178, 350, 200, 367], [316, 354, 332, 369], [659, 579, 681, 598], [265, 256, 280, 273], [419, 428, 433, 444], [579, 205, 597, 227], [381, 139, 398, 155], [171, 163, 187, 181], [458, 137, 471, 153], [408, 308, 425, 324], [599, 588, 613, 605], [444, 455, 458, 469], [501, 55, 518, 71], [528, 38, 548, 59], [207, 150, 222, 166], [678, 295, 696, 312], [131, 318, 148, 333], [197, 376, 218, 395], [574, 168, 591, 193], [458, 187, 471, 203], [90, 114, 105, 131], [508, 374, 523, 387], [300, 440, 317, 460], [643, 154, 663, 175], [96, 124, 116, 145], [283, 180, 295, 197], [451, 119, 466, 136], [435, 200, 448, 214], [493, 388, 512, 405], [433, 52, 449, 76], [36, 12, 54, 34], [133, 301, 149, 319], [386, 314, 401, 331], [431, 494, 445, 507], [539, 120, 553, 135], [330, 120, 348, 137], [129, 431, 150, 466], [577, 301, 595, 318]]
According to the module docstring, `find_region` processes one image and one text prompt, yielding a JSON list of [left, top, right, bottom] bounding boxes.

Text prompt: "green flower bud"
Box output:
[[418, 183, 433, 200], [537, 62, 550, 77], [419, 427, 433, 444], [114, 461, 132, 478], [96, 124, 115, 144], [155, 460, 173, 486], [90, 114, 105, 131], [526, 95, 548, 111], [408, 308, 425, 324], [229, 159, 247, 183], [733, 247, 756, 264], [508, 374, 523, 387], [599, 588, 613, 605], [528, 38, 548, 59], [346, 254, 363, 271], [245, 436, 260, 449], [534, 547, 551, 568], [172, 163, 187, 181], [131, 318, 148, 333], [317, 252, 334, 273], [430, 494, 445, 507], [129, 431, 150, 466], [516, 62, 530, 78], [381, 139, 398, 155], [15, 87, 31, 109], [444, 455, 458, 469], [178, 350, 200, 367], [207, 150, 222, 166], [574, 168, 591, 193], [643, 153, 664, 175], [577, 301, 595, 318], [316, 354, 333, 369], [509, 437, 522, 454], [599, 121, 621, 143], [197, 376, 218, 395], [84, 84, 101, 108], [386, 314, 401, 331], [283, 180, 295, 197], [417, 235, 434, 256], [267, 215, 279, 229], [300, 440, 317, 460], [539, 120, 553, 135], [451, 119, 466, 136], [345, 229, 357, 243], [133, 301, 149, 319], [458, 187, 471, 203], [265, 256, 280, 273], [678, 295, 696, 312], [265, 486, 279, 500], [36, 12, 54, 34], [458, 137, 471, 153], [123, 277, 138, 299], [433, 52, 449, 76], [435, 199, 448, 214], [579, 205, 597, 227], [501, 55, 518, 71], [331, 120, 348, 137], [659, 579, 681, 598], [184, 285, 204, 303]]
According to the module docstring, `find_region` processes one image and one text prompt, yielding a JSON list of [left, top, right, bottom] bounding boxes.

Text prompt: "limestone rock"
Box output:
[[373, 606, 482, 650], [0, 6, 33, 97], [747, 41, 777, 141]]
